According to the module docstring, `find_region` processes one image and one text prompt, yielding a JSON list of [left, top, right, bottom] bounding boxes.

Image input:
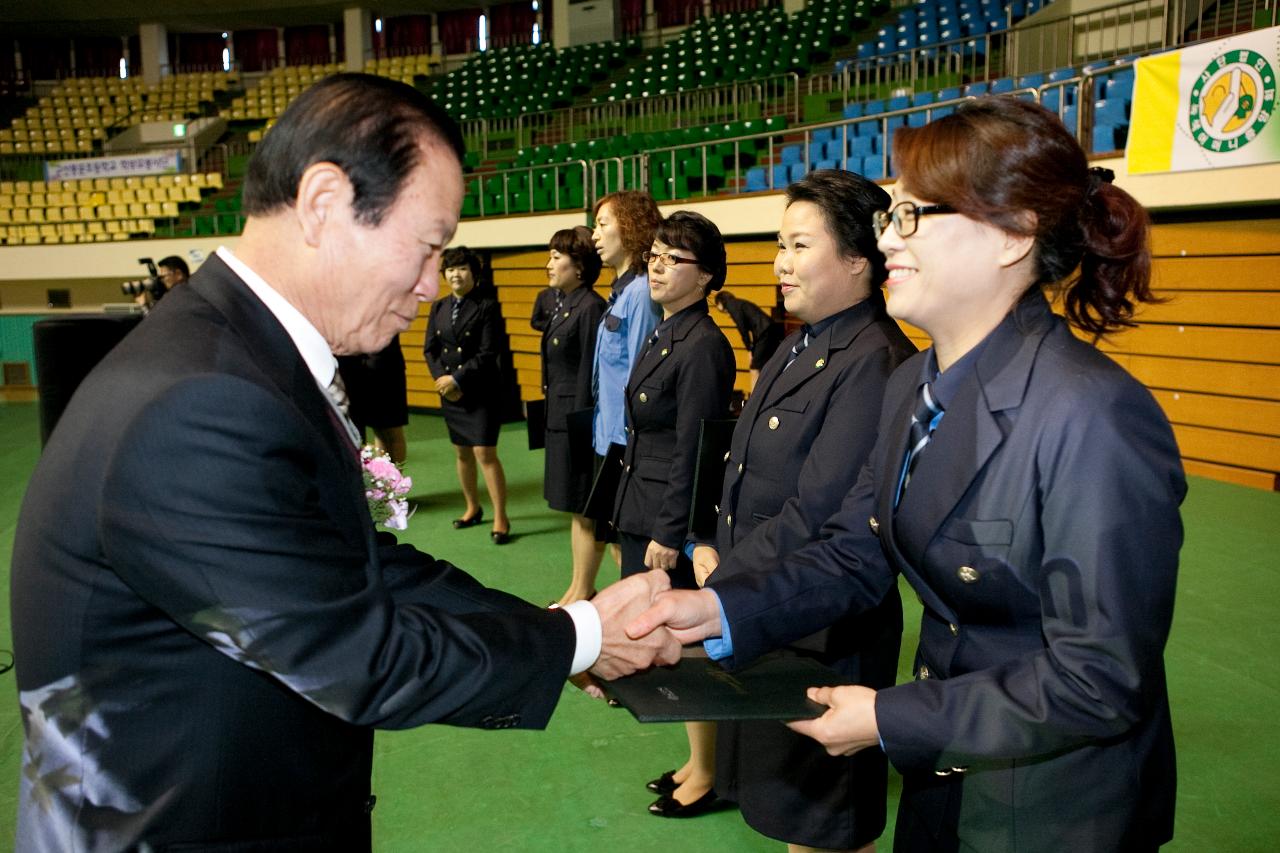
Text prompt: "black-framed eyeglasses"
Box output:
[[642, 250, 700, 267], [872, 201, 957, 239]]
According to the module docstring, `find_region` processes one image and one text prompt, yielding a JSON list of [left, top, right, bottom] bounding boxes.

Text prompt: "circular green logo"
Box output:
[[1188, 48, 1276, 152]]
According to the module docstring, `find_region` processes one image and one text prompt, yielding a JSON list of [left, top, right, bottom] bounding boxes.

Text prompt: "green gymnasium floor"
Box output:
[[1, 403, 1277, 851]]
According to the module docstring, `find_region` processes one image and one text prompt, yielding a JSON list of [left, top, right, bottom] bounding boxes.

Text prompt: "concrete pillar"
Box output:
[[554, 0, 620, 47], [344, 8, 372, 71], [138, 23, 170, 85]]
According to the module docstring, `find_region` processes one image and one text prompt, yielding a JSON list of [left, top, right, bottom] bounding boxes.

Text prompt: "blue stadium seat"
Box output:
[[908, 109, 930, 127], [809, 141, 826, 163], [1017, 72, 1045, 89], [788, 162, 807, 184], [824, 139, 846, 161], [780, 144, 804, 166], [912, 92, 934, 107], [864, 99, 886, 115], [745, 166, 768, 192], [963, 81, 989, 96], [888, 95, 911, 112], [771, 164, 790, 187], [1047, 66, 1077, 83], [862, 155, 886, 180], [936, 86, 962, 101], [989, 77, 1015, 94], [849, 134, 877, 159], [816, 158, 839, 171], [812, 127, 836, 144], [842, 102, 865, 120]]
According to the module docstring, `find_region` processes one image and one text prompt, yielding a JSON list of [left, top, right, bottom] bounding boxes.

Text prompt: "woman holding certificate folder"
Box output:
[[611, 210, 735, 818], [632, 98, 1185, 852]]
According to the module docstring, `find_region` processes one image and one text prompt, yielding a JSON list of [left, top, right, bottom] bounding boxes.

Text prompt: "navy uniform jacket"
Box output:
[[613, 301, 736, 548], [712, 294, 915, 596], [540, 286, 607, 432], [530, 286, 558, 332], [10, 256, 576, 850], [711, 292, 1185, 851], [423, 288, 502, 407]]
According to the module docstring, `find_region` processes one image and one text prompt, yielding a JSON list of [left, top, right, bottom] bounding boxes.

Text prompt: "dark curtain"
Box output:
[[234, 28, 280, 73], [174, 33, 227, 72], [1, 40, 17, 79], [284, 25, 331, 66], [385, 15, 432, 56], [127, 34, 141, 75], [18, 37, 71, 80], [712, 0, 765, 14], [656, 0, 704, 27], [489, 2, 537, 49], [75, 37, 123, 77], [439, 9, 482, 55], [621, 0, 645, 36]]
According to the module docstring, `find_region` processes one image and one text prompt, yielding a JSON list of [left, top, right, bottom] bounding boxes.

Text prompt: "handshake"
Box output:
[[584, 570, 724, 681]]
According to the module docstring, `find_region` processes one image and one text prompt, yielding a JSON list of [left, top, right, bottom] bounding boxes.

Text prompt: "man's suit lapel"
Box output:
[[191, 254, 362, 477]]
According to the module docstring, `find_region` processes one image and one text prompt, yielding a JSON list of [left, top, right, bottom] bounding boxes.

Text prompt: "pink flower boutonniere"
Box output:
[[361, 446, 414, 530]]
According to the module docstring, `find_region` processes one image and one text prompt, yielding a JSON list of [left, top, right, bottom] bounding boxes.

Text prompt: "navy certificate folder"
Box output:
[[603, 652, 844, 722]]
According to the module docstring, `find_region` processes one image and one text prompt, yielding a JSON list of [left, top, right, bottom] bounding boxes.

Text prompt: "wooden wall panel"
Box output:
[[404, 221, 1280, 490]]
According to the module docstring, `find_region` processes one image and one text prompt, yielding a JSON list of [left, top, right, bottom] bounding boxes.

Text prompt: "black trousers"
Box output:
[[617, 531, 697, 590]]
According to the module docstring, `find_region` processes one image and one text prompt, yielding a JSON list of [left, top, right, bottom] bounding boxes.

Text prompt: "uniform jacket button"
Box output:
[[723, 451, 731, 462], [737, 462, 744, 474], [814, 357, 825, 369], [552, 337, 559, 346], [918, 665, 930, 679], [868, 516, 880, 534], [949, 623, 959, 636], [767, 415, 779, 430], [639, 392, 648, 403], [726, 515, 733, 527], [957, 565, 980, 583]]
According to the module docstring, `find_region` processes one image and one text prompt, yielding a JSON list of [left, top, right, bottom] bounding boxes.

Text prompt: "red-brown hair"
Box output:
[[593, 190, 662, 276], [893, 97, 1153, 335]]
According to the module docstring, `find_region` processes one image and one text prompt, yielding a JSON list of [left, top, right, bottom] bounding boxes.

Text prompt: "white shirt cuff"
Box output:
[[561, 599, 602, 676]]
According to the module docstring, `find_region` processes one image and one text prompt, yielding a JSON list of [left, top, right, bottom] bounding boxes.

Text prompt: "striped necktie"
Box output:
[[324, 370, 362, 451], [895, 381, 943, 506], [783, 328, 811, 370], [450, 297, 461, 325]]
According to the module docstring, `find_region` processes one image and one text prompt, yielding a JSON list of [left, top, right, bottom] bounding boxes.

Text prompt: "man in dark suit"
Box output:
[[9, 73, 677, 850]]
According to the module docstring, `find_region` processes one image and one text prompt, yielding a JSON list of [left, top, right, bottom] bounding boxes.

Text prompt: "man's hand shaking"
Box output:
[[587, 570, 683, 680]]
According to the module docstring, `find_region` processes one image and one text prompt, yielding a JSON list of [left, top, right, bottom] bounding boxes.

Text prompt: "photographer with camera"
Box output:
[[124, 256, 190, 311]]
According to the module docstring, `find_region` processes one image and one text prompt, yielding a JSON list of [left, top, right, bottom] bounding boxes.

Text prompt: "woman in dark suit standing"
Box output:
[[424, 246, 512, 543], [640, 97, 1185, 852], [688, 170, 916, 852], [611, 211, 736, 818], [539, 227, 607, 602]]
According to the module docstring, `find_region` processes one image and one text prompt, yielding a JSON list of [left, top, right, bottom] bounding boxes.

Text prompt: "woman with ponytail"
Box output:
[[788, 97, 1186, 851], [637, 97, 1187, 852]]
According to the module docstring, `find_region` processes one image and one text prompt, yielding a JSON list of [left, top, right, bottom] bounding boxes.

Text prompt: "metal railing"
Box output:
[[809, 0, 1274, 104], [458, 72, 799, 158]]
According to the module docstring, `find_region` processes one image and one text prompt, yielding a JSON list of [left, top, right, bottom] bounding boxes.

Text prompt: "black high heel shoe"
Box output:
[[452, 508, 483, 529], [645, 770, 678, 795], [490, 528, 510, 545], [648, 789, 723, 818]]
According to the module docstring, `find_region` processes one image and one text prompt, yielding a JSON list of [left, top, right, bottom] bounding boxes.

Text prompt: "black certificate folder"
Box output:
[[604, 654, 845, 722]]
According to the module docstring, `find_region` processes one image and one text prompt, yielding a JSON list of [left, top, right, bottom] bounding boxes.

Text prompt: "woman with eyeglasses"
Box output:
[[636, 98, 1185, 851], [612, 211, 736, 818]]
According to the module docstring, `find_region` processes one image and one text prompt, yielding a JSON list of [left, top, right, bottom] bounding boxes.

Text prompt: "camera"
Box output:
[[121, 258, 166, 302]]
